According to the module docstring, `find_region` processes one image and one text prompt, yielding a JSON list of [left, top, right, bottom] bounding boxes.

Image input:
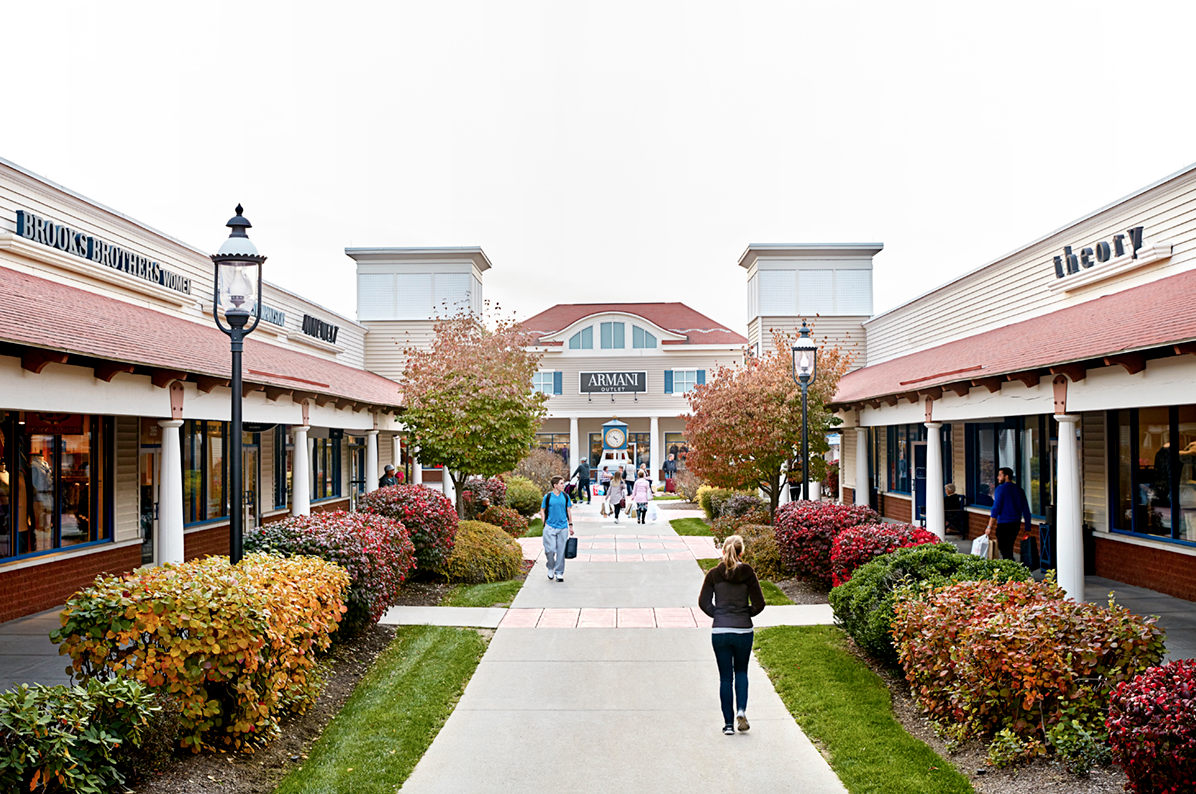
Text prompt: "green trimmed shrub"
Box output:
[[697, 487, 743, 520], [504, 475, 543, 516], [828, 542, 1031, 667], [439, 520, 524, 584], [0, 678, 163, 793], [739, 523, 783, 581]]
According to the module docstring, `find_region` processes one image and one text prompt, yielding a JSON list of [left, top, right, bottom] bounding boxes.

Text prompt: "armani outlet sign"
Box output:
[[579, 372, 646, 393]]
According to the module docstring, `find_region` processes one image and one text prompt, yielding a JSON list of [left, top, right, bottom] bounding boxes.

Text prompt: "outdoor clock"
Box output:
[[604, 427, 626, 449]]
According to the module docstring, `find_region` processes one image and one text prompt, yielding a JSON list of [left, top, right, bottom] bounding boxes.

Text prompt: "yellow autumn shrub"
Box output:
[[439, 520, 524, 583], [52, 554, 350, 751]]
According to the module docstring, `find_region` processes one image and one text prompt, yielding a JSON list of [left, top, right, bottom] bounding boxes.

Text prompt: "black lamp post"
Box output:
[[791, 321, 819, 501], [212, 205, 266, 564]]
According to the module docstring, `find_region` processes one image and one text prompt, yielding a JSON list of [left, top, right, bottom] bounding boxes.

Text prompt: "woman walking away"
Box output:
[[606, 471, 625, 523], [631, 469, 653, 524], [698, 535, 765, 735]]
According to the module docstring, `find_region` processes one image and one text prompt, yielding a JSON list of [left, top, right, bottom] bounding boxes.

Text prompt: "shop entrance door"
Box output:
[[242, 443, 260, 532], [348, 438, 366, 510], [913, 442, 927, 525], [139, 449, 158, 564]]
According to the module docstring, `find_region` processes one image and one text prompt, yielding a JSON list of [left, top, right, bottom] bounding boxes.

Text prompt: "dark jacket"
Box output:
[[991, 481, 1032, 530], [572, 461, 591, 481], [378, 474, 399, 488], [698, 562, 765, 629]]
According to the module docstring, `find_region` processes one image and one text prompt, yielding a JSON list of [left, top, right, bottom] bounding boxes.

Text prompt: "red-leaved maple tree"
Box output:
[[402, 312, 547, 517], [683, 328, 851, 519]]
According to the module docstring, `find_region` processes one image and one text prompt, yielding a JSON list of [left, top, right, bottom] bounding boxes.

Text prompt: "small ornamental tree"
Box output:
[[401, 311, 547, 517], [683, 328, 852, 520]]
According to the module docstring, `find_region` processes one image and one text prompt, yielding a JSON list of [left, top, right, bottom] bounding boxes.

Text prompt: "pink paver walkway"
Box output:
[[516, 534, 719, 562], [492, 607, 724, 629]]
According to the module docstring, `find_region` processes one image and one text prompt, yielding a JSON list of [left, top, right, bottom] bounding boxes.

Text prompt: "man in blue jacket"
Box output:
[[985, 467, 1033, 560]]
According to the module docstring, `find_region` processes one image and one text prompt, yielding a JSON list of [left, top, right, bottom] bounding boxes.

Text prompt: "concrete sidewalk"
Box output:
[[398, 505, 848, 794]]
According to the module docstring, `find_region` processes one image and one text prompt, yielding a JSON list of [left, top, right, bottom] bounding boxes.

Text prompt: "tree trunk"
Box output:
[[767, 471, 781, 523], [450, 470, 469, 518]]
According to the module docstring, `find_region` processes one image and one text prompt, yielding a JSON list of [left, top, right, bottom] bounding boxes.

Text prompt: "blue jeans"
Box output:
[[712, 632, 753, 725], [542, 524, 569, 577]]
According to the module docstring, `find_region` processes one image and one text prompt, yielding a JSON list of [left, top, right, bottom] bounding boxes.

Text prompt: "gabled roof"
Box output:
[[833, 267, 1196, 405], [0, 265, 403, 408], [522, 303, 747, 346]]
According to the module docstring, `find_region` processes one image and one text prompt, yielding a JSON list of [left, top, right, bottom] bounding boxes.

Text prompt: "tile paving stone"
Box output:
[[668, 552, 694, 561], [654, 607, 697, 628], [617, 608, 657, 628], [498, 609, 542, 628], [616, 554, 644, 562], [576, 608, 617, 629], [691, 608, 714, 628], [588, 553, 616, 562], [537, 608, 580, 629], [643, 553, 671, 561]]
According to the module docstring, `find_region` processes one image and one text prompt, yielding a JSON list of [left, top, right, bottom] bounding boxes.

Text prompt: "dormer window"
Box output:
[[600, 322, 624, 349], [632, 326, 656, 348], [568, 326, 594, 349]]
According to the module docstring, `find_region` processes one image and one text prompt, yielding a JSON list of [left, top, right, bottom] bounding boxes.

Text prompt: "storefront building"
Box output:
[[0, 158, 405, 621], [833, 163, 1196, 603]]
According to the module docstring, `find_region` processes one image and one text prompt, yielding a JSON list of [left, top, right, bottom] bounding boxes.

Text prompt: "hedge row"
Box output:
[[359, 484, 458, 571]]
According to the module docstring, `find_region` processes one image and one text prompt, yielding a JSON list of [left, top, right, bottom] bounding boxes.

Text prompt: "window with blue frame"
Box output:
[[965, 416, 1053, 515], [1109, 405, 1196, 544], [183, 420, 228, 525], [274, 426, 291, 510], [885, 423, 952, 496], [311, 436, 342, 502]]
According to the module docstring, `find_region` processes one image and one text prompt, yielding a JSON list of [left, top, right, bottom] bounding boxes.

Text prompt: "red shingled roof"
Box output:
[[0, 266, 402, 407], [522, 302, 747, 345], [835, 268, 1196, 404]]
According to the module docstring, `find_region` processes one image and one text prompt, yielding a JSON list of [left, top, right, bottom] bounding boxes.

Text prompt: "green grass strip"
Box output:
[[524, 517, 544, 537], [755, 626, 973, 794], [274, 625, 488, 794], [670, 517, 712, 536], [440, 578, 525, 608], [697, 558, 718, 572], [759, 580, 793, 605]]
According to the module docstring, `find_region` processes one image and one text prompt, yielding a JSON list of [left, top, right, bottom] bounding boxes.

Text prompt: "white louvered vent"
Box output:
[[759, 270, 797, 315], [434, 273, 471, 316], [394, 273, 433, 320], [798, 270, 833, 315], [358, 273, 396, 320], [835, 270, 872, 316]]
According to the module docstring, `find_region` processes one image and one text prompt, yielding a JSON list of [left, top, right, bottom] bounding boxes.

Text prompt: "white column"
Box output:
[[569, 417, 580, 476], [1056, 414, 1084, 602], [391, 434, 402, 470], [649, 416, 661, 481], [443, 470, 456, 502], [157, 420, 185, 565], [291, 426, 311, 516], [855, 428, 870, 508], [924, 422, 945, 539], [365, 430, 380, 493], [412, 452, 423, 486]]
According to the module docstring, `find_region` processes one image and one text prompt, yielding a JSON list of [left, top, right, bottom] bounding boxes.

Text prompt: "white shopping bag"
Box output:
[[970, 534, 990, 558], [646, 502, 659, 523]]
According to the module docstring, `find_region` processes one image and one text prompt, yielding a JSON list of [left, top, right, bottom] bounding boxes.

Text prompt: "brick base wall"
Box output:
[[843, 486, 855, 505], [0, 544, 142, 622], [184, 525, 230, 561], [1095, 536, 1196, 602], [880, 494, 912, 523]]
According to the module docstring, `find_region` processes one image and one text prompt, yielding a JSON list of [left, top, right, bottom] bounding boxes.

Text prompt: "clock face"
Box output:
[[604, 428, 626, 448]]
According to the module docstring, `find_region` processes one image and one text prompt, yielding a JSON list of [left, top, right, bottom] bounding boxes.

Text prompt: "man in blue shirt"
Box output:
[[985, 467, 1033, 560], [539, 476, 574, 582]]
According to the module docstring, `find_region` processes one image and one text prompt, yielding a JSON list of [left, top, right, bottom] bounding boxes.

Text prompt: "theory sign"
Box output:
[[579, 372, 646, 393]]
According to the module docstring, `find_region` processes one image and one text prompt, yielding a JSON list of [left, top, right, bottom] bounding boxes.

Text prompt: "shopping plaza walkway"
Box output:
[[395, 502, 848, 794]]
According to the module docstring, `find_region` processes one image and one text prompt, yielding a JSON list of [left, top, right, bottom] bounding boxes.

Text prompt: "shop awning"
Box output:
[[0, 265, 403, 410], [833, 268, 1196, 407]]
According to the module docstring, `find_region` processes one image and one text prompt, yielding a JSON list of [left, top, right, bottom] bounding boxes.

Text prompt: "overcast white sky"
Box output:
[[3, 1, 1194, 333]]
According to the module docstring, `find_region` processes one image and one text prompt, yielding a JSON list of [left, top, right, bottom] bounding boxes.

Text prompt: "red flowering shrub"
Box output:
[[245, 510, 416, 635], [1107, 659, 1196, 794], [359, 484, 458, 572], [823, 462, 839, 498], [478, 505, 528, 538], [893, 578, 1165, 747], [773, 501, 880, 586], [829, 523, 941, 586], [462, 477, 508, 519]]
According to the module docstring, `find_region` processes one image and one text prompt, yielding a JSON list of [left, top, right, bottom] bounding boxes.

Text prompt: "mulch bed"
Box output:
[[657, 500, 700, 510], [772, 577, 830, 605], [132, 624, 396, 794]]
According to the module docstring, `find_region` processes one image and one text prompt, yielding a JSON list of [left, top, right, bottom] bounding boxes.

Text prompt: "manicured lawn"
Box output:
[[755, 626, 973, 794], [697, 558, 718, 572], [524, 517, 544, 537], [441, 578, 525, 608], [670, 517, 712, 536], [693, 559, 793, 604], [274, 625, 488, 794]]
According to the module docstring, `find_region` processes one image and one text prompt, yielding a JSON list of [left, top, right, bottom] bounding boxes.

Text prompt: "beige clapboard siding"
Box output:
[[362, 320, 437, 381], [865, 170, 1196, 366], [877, 429, 889, 491], [541, 352, 742, 415], [260, 427, 275, 514], [952, 422, 967, 496], [1082, 412, 1107, 530], [841, 432, 856, 490], [258, 285, 367, 369], [754, 316, 867, 370], [114, 417, 140, 544]]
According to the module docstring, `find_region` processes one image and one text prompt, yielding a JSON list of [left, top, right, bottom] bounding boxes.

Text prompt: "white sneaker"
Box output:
[[736, 713, 750, 732], [556, 575, 564, 582], [547, 572, 555, 580]]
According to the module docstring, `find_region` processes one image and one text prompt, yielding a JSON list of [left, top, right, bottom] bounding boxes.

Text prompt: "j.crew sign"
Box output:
[[1053, 226, 1144, 279]]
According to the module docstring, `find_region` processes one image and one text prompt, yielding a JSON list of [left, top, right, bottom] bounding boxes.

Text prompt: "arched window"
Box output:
[[632, 326, 656, 348], [568, 326, 593, 349]]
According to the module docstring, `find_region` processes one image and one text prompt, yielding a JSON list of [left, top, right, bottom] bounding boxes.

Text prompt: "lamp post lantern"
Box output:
[[791, 321, 819, 501], [212, 205, 266, 564]]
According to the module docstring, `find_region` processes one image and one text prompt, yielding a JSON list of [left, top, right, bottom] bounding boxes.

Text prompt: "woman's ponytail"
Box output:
[[722, 534, 744, 572]]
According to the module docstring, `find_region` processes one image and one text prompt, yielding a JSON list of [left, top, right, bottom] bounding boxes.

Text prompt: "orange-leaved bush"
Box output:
[[245, 510, 415, 634], [773, 501, 880, 586], [892, 577, 1165, 746], [829, 523, 941, 586], [52, 554, 350, 751]]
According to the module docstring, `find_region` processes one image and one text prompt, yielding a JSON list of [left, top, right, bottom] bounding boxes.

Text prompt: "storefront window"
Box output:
[[886, 423, 952, 497], [1, 412, 110, 559], [664, 433, 689, 469], [183, 420, 229, 525], [274, 426, 292, 509], [967, 417, 1052, 515], [535, 433, 569, 467], [627, 433, 650, 472], [589, 433, 602, 467], [311, 436, 341, 501], [1111, 406, 1196, 543]]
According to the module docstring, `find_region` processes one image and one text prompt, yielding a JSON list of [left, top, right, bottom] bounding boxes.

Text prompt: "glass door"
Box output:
[[347, 437, 366, 510], [139, 449, 158, 564], [242, 438, 260, 532]]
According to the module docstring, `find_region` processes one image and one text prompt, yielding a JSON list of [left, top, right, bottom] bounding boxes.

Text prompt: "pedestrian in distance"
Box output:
[[663, 453, 678, 480], [378, 464, 399, 489], [985, 466, 1033, 561], [539, 476, 574, 582], [698, 534, 765, 736], [606, 471, 625, 523], [631, 468, 653, 524], [572, 458, 592, 504]]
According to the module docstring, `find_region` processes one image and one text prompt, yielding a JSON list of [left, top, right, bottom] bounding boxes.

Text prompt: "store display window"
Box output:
[[1110, 405, 1196, 544]]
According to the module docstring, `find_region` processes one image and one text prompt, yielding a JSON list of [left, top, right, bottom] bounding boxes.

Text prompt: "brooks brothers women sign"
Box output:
[[580, 372, 646, 393]]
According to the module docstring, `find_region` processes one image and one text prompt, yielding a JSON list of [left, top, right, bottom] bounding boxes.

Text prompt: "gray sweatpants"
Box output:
[[542, 524, 569, 577]]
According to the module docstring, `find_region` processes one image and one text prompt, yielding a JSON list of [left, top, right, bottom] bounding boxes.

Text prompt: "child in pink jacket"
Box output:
[[631, 470, 654, 524]]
